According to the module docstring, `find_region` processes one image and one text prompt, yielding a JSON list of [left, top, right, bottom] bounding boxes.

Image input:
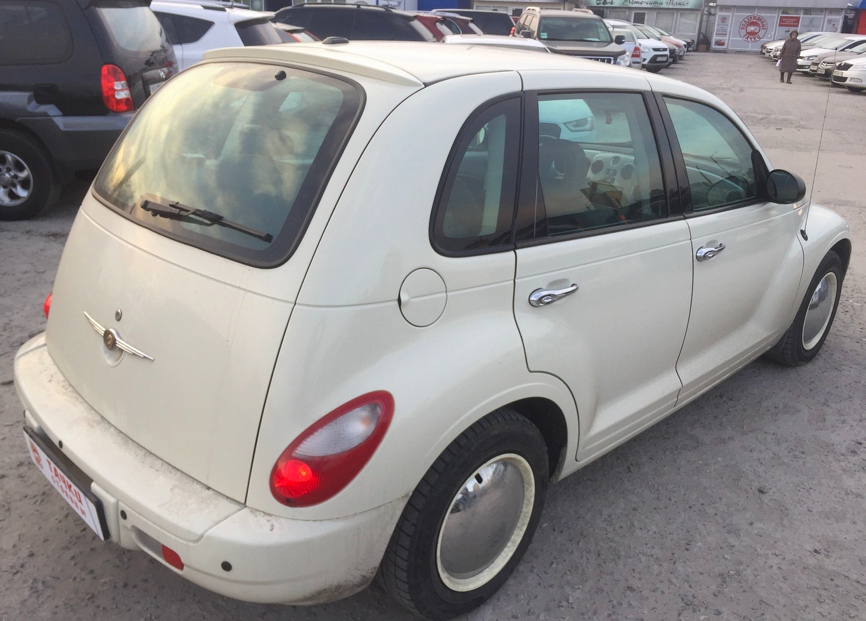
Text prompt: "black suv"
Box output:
[[0, 0, 177, 220], [514, 8, 626, 65], [274, 4, 435, 42]]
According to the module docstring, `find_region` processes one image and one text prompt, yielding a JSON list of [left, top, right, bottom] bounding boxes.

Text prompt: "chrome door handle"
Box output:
[[529, 284, 579, 307], [696, 242, 726, 262]]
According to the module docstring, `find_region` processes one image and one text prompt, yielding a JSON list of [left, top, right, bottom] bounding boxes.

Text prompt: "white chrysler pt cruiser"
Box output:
[[15, 42, 851, 620]]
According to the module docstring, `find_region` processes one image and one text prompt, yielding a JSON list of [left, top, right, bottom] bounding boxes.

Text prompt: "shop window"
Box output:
[[676, 11, 699, 34]]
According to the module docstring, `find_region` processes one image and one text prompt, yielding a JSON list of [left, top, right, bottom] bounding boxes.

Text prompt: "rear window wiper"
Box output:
[[139, 196, 273, 243]]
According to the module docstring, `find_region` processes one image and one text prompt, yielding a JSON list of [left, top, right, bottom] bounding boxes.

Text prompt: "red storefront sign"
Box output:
[[779, 16, 801, 28]]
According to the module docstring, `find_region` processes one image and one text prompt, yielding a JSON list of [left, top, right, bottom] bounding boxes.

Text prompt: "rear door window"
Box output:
[[235, 20, 284, 46], [0, 0, 73, 65], [95, 5, 168, 56], [534, 92, 666, 236], [94, 63, 363, 267]]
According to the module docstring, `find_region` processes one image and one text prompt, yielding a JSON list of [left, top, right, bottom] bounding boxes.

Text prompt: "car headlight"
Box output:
[[616, 52, 629, 67]]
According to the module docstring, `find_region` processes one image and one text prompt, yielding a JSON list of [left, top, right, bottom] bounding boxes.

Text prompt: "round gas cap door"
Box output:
[[399, 269, 447, 327]]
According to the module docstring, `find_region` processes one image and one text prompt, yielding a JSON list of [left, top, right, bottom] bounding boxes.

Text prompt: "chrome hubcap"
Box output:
[[0, 151, 32, 207], [436, 454, 535, 592], [802, 272, 838, 350]]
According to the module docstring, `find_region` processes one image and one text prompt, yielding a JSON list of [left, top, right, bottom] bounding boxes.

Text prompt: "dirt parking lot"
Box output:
[[1, 52, 865, 621]]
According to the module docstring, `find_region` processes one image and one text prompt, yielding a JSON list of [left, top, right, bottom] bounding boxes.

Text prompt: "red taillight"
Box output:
[[43, 292, 52, 318], [101, 64, 133, 113], [270, 391, 394, 507], [510, 27, 515, 36], [161, 545, 184, 571], [632, 46, 641, 59]]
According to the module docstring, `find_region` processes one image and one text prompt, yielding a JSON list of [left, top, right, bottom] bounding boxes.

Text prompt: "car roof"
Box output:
[[278, 3, 418, 19], [204, 40, 697, 91], [530, 9, 601, 19]]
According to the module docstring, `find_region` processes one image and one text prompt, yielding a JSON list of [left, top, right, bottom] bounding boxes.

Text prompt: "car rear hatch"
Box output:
[[43, 58, 372, 502], [82, 0, 178, 107]]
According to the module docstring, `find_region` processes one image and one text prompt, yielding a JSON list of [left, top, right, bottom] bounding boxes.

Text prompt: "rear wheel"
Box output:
[[646, 66, 662, 73], [766, 251, 844, 367], [379, 409, 549, 621], [0, 130, 59, 220]]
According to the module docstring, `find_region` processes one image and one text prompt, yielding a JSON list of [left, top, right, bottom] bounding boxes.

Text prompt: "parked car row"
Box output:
[[762, 31, 866, 93]]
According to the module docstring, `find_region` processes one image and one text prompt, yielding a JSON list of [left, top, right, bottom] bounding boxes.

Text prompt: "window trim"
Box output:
[[91, 59, 366, 270], [657, 93, 770, 218], [514, 88, 680, 249], [429, 94, 524, 258]]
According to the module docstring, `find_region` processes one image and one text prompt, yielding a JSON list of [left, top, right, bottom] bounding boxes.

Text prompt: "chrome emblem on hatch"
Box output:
[[84, 312, 154, 361]]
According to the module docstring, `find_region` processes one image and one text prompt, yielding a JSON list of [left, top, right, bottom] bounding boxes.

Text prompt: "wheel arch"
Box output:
[[0, 120, 60, 181], [506, 397, 569, 481], [831, 238, 852, 275]]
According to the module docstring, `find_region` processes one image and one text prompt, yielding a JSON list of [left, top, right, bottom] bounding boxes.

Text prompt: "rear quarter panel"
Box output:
[[246, 72, 579, 521]]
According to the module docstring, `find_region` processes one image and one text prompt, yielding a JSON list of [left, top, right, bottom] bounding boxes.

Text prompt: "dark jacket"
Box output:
[[779, 38, 802, 73]]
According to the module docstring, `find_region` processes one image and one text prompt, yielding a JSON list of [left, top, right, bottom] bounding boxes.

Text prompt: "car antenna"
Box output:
[[801, 37, 838, 241]]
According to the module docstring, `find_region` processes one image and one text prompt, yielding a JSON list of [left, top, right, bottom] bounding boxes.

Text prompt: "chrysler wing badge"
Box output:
[[84, 312, 154, 361]]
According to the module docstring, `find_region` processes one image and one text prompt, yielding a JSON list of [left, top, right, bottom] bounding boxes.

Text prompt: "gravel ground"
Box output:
[[1, 52, 864, 621]]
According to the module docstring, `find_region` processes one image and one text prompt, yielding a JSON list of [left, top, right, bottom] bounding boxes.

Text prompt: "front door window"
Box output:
[[664, 97, 758, 211]]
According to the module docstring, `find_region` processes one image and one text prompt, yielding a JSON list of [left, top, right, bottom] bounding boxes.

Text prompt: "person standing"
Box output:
[[778, 30, 801, 84]]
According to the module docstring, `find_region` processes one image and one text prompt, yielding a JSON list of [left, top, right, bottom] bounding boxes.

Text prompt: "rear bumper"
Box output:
[[14, 334, 404, 605], [18, 112, 133, 175]]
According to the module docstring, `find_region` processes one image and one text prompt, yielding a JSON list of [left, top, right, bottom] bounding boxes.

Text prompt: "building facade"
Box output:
[[583, 0, 705, 42], [709, 0, 847, 51]]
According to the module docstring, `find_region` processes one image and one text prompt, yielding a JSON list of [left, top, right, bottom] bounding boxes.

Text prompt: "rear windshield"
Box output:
[[95, 6, 167, 55], [236, 20, 284, 46], [94, 62, 363, 267]]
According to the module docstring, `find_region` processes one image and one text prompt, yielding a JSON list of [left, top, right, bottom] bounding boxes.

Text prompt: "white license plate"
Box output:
[[149, 81, 165, 95], [25, 430, 107, 540], [834, 71, 843, 77]]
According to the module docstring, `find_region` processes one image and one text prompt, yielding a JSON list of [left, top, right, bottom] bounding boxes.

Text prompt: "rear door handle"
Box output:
[[696, 242, 725, 262], [529, 284, 579, 307]]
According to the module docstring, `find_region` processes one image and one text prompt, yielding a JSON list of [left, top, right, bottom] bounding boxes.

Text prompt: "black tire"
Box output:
[[379, 409, 549, 621], [0, 130, 59, 221], [846, 86, 862, 93], [646, 67, 662, 73], [766, 251, 844, 367]]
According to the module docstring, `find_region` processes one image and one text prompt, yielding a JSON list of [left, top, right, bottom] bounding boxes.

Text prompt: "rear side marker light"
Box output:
[[161, 545, 184, 571], [43, 292, 52, 318], [270, 391, 394, 507], [101, 64, 134, 113]]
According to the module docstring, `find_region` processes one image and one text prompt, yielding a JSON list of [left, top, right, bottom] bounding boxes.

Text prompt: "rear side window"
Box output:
[[353, 12, 395, 39], [176, 15, 214, 44], [94, 63, 363, 267], [431, 98, 521, 254], [95, 6, 167, 55], [0, 1, 73, 65], [309, 9, 354, 39], [235, 20, 284, 46], [464, 12, 513, 35]]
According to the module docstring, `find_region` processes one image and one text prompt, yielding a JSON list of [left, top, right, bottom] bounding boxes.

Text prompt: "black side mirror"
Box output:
[[766, 169, 807, 204], [614, 34, 626, 45]]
